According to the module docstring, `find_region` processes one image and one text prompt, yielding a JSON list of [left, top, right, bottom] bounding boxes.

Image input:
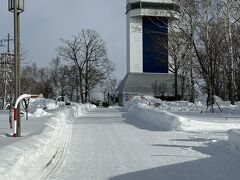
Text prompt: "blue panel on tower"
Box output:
[[143, 17, 168, 73]]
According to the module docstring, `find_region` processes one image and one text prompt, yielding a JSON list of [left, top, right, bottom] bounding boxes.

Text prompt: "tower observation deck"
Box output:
[[126, 0, 179, 73]]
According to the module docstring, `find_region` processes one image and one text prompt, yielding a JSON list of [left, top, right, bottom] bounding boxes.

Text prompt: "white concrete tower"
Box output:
[[126, 0, 179, 73]]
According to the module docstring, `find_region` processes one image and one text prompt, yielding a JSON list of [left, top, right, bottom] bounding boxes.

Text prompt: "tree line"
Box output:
[[151, 0, 240, 109], [0, 29, 115, 104]]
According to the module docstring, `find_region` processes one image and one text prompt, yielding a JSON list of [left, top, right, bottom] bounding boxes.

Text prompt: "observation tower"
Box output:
[[126, 0, 179, 73], [116, 0, 180, 105]]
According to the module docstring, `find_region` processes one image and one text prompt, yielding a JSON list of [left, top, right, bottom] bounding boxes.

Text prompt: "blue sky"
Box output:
[[0, 0, 126, 80]]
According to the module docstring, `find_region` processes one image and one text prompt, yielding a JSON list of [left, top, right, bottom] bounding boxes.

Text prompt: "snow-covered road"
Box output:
[[48, 107, 240, 180]]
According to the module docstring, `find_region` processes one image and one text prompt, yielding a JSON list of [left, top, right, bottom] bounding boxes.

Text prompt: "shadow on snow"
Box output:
[[109, 140, 240, 180]]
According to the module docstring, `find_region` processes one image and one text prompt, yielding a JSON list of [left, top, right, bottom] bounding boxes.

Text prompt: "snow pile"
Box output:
[[180, 118, 240, 132], [143, 95, 240, 114], [29, 98, 48, 110], [125, 96, 182, 130], [0, 111, 68, 180], [132, 96, 202, 112], [0, 103, 95, 180], [20, 98, 55, 117], [125, 96, 240, 132], [27, 98, 58, 112], [142, 96, 202, 112], [69, 103, 96, 118], [161, 101, 201, 112], [45, 102, 58, 110], [31, 108, 51, 117]]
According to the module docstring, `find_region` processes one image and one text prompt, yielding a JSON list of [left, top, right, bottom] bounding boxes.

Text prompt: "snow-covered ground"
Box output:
[[1, 96, 240, 179], [125, 96, 240, 131], [0, 99, 95, 180], [125, 96, 240, 157], [48, 106, 240, 180]]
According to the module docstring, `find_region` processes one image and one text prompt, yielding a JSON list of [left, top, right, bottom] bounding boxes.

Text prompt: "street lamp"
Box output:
[[8, 0, 24, 137], [8, 0, 24, 13]]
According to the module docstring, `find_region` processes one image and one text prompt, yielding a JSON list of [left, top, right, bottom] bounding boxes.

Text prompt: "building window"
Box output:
[[143, 17, 168, 73], [126, 2, 180, 13]]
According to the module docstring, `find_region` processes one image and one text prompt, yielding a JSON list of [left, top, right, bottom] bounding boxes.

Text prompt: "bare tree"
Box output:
[[57, 29, 114, 103], [141, 0, 240, 108], [151, 81, 167, 97], [21, 63, 39, 94], [49, 56, 61, 96], [101, 76, 118, 102], [221, 0, 239, 104], [144, 2, 193, 100], [21, 63, 54, 97]]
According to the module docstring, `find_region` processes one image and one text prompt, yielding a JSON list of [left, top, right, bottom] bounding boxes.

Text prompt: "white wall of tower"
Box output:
[[126, 0, 179, 73], [127, 15, 143, 73]]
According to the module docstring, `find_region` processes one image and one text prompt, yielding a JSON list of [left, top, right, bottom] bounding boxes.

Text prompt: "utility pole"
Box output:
[[9, 0, 25, 137], [7, 33, 11, 53], [14, 0, 20, 136], [0, 33, 13, 52]]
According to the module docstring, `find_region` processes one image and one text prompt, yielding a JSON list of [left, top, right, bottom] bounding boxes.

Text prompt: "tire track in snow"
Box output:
[[40, 122, 72, 180]]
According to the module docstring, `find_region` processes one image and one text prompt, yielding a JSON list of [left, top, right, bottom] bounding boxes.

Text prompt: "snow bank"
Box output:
[[69, 103, 96, 118], [45, 102, 58, 110], [29, 98, 48, 110], [142, 95, 240, 114], [0, 103, 95, 180], [0, 111, 68, 180], [126, 96, 240, 132], [30, 108, 51, 117], [27, 98, 57, 113], [180, 119, 240, 132], [125, 96, 182, 130], [144, 96, 202, 112]]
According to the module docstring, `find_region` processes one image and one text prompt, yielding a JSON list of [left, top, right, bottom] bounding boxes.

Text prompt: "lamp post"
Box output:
[[8, 0, 24, 137]]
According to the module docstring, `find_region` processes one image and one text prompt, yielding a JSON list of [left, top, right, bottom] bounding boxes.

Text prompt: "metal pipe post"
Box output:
[[13, 0, 21, 137]]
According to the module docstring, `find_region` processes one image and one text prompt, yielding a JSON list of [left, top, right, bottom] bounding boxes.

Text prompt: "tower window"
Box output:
[[126, 2, 180, 13]]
